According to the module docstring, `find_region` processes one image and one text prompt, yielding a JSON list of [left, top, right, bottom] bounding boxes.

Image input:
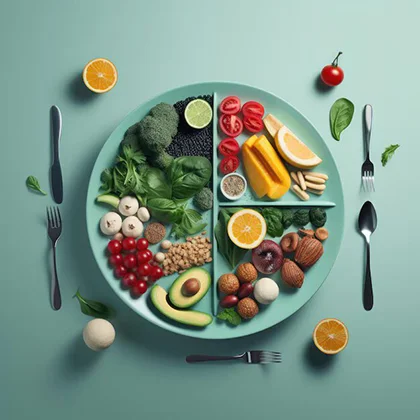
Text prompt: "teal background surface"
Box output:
[[1, 0, 418, 419]]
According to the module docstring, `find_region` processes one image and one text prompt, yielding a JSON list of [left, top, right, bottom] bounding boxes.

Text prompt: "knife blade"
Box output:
[[50, 105, 63, 204]]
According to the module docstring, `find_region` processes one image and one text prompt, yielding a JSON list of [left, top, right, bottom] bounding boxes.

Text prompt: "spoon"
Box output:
[[358, 201, 377, 311]]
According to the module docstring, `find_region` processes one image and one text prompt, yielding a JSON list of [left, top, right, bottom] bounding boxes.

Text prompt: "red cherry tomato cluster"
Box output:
[[107, 236, 163, 297]]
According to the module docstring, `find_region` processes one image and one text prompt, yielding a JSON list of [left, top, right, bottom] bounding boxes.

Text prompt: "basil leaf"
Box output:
[[26, 176, 47, 195], [381, 144, 400, 167], [74, 290, 115, 319], [147, 198, 184, 223], [262, 208, 284, 237], [169, 157, 212, 199], [143, 167, 172, 200], [217, 308, 241, 326], [171, 209, 207, 239], [329, 98, 355, 141]]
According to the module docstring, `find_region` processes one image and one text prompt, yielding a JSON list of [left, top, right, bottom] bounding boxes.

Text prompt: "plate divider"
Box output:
[[212, 92, 219, 316]]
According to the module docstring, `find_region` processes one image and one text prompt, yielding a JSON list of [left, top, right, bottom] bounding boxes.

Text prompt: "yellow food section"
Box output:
[[242, 135, 291, 199]]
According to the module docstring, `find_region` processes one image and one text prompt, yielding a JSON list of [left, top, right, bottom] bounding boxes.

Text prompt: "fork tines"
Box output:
[[259, 351, 282, 364], [47, 206, 62, 228], [362, 172, 375, 192]]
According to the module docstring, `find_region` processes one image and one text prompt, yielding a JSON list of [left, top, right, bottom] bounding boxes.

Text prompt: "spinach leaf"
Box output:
[[262, 208, 284, 237], [381, 144, 400, 167], [282, 209, 293, 229], [171, 209, 207, 239], [143, 167, 172, 200], [73, 290, 115, 319], [147, 198, 185, 223], [169, 157, 212, 199], [26, 176, 47, 195], [330, 98, 354, 141]]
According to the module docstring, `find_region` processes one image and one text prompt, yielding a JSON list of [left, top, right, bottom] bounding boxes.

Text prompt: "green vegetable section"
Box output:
[[261, 208, 284, 237], [26, 176, 47, 195], [329, 98, 354, 141], [73, 290, 115, 319], [217, 308, 242, 326], [309, 208, 327, 227], [381, 144, 400, 167]]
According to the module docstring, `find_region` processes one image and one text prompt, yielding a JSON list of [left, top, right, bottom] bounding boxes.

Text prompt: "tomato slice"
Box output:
[[242, 101, 265, 118], [243, 115, 264, 133], [219, 156, 240, 175], [218, 138, 240, 156], [219, 114, 243, 137], [219, 96, 241, 115]]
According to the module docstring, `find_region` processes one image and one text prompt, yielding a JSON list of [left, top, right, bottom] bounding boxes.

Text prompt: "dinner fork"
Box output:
[[362, 104, 375, 192], [186, 351, 282, 364], [47, 206, 62, 310]]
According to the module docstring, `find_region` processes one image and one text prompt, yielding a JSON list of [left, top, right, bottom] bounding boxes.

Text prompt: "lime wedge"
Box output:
[[184, 99, 213, 129]]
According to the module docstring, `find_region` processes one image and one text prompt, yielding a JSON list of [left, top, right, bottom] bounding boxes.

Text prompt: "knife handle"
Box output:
[[51, 106, 62, 162]]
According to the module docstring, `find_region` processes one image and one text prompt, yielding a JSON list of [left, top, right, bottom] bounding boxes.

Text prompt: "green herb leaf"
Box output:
[[171, 209, 207, 239], [143, 167, 172, 200], [26, 176, 47, 195], [217, 308, 241, 326], [147, 198, 185, 224], [282, 209, 293, 229], [329, 98, 355, 141], [381, 144, 400, 167], [73, 290, 115, 319], [262, 208, 284, 237], [293, 209, 310, 227]]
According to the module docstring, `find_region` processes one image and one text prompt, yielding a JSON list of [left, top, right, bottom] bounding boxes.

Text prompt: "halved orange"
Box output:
[[227, 209, 266, 249], [313, 318, 349, 355], [83, 58, 118, 93]]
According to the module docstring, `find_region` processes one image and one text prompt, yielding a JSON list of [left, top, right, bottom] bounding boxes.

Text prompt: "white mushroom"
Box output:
[[122, 216, 143, 238], [137, 207, 150, 222], [253, 277, 279, 305], [100, 212, 122, 236], [118, 196, 139, 216], [83, 319, 115, 352]]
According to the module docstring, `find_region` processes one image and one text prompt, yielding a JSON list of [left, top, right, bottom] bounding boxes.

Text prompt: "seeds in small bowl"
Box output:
[[220, 173, 247, 200]]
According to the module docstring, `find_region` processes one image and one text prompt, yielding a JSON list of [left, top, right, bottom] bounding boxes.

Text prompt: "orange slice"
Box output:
[[83, 58, 118, 93], [227, 209, 266, 249], [313, 318, 349, 355]]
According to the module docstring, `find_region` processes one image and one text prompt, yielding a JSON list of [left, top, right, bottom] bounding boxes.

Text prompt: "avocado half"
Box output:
[[168, 267, 211, 309], [150, 285, 212, 328]]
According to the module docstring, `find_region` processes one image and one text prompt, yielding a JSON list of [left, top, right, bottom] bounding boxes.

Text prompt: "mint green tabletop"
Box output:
[[1, 1, 418, 419]]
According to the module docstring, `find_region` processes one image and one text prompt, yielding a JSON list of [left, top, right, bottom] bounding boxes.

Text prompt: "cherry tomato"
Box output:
[[243, 114, 264, 133], [107, 240, 122, 255], [131, 280, 148, 296], [122, 237, 136, 251], [121, 272, 137, 288], [219, 96, 241, 115], [150, 266, 164, 281], [109, 253, 123, 266], [219, 114, 243, 137], [219, 156, 240, 175], [144, 249, 153, 261], [123, 254, 137, 269], [218, 138, 240, 156], [138, 275, 150, 282], [321, 52, 344, 86], [138, 263, 152, 276], [114, 265, 127, 278], [137, 250, 151, 264], [242, 101, 265, 118], [136, 238, 149, 251]]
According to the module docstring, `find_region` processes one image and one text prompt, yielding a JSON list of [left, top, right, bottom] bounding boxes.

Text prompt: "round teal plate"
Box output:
[[86, 82, 344, 340]]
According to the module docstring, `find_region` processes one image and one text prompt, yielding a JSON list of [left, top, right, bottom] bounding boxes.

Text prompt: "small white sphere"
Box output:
[[254, 277, 279, 305], [100, 212, 122, 235], [161, 240, 172, 250], [118, 196, 139, 216], [113, 232, 124, 241], [83, 319, 115, 352], [137, 207, 150, 222], [122, 216, 144, 238], [154, 252, 165, 263]]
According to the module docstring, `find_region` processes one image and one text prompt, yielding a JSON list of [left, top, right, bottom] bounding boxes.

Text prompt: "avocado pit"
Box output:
[[182, 278, 201, 297]]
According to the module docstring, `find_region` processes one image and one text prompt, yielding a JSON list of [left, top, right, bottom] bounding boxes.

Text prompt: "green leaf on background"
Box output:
[[329, 98, 354, 140], [26, 176, 47, 195], [73, 290, 115, 319], [381, 144, 400, 166]]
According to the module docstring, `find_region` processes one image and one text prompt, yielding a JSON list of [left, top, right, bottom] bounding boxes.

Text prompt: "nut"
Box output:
[[295, 236, 324, 268], [280, 232, 299, 253], [154, 252, 165, 263], [236, 263, 258, 283], [281, 259, 305, 288], [237, 298, 259, 319], [182, 278, 201, 296], [218, 274, 240, 295], [299, 228, 315, 237], [219, 295, 239, 308], [315, 227, 329, 241], [237, 283, 253, 299], [144, 222, 166, 244], [161, 240, 172, 250]]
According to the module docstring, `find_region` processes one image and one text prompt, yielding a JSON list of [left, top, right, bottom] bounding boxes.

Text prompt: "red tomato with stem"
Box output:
[[138, 263, 152, 276], [219, 114, 243, 137], [242, 101, 265, 117], [136, 238, 149, 251], [218, 138, 240, 156], [107, 240, 122, 255], [321, 52, 344, 86], [114, 265, 127, 278], [219, 156, 240, 175], [123, 254, 137, 269], [243, 114, 264, 133], [219, 96, 241, 115], [132, 280, 148, 296], [121, 272, 137, 288]]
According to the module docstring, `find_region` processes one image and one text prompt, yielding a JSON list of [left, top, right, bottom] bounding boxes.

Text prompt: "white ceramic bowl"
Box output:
[[220, 173, 247, 201]]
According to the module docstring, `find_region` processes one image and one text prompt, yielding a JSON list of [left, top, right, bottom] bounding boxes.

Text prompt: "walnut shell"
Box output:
[[236, 263, 258, 283], [237, 297, 259, 319], [218, 274, 240, 295], [295, 236, 324, 268], [281, 259, 305, 288]]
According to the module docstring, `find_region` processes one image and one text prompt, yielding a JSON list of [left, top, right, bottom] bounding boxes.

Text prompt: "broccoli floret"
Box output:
[[293, 209, 309, 227], [137, 115, 173, 154], [149, 103, 179, 138], [149, 151, 174, 170], [309, 208, 327, 227], [193, 187, 213, 211], [282, 209, 293, 229]]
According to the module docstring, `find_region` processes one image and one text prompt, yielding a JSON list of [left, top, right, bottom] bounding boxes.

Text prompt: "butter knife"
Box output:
[[50, 105, 63, 204]]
